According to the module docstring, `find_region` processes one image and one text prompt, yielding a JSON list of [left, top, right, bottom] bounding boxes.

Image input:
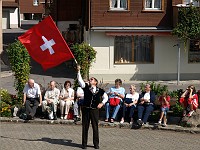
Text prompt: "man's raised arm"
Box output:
[[77, 66, 85, 88]]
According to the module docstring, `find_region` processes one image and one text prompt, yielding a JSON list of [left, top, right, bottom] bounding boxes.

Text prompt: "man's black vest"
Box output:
[[83, 83, 105, 109]]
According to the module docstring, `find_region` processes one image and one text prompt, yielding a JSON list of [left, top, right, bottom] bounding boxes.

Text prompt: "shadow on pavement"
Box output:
[[1, 136, 82, 149]]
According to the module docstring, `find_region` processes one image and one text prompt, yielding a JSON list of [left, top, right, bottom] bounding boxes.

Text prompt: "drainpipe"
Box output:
[[17, 0, 20, 27], [56, 0, 58, 25], [88, 0, 91, 46]]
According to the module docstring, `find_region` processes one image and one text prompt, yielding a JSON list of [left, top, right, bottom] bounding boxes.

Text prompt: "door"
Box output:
[[2, 10, 9, 29]]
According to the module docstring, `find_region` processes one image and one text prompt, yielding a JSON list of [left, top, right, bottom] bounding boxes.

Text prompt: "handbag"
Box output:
[[67, 109, 74, 120], [19, 106, 27, 120], [109, 97, 121, 106], [124, 98, 133, 104]]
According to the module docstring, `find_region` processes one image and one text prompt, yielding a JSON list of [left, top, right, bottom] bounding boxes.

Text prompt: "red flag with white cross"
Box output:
[[18, 16, 74, 70]]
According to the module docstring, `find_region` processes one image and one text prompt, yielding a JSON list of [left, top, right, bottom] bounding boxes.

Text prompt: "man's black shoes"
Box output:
[[74, 116, 81, 123], [81, 145, 87, 149], [94, 145, 99, 149]]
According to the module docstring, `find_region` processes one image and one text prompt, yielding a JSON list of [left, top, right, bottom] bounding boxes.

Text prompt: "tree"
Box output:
[[172, 1, 200, 48]]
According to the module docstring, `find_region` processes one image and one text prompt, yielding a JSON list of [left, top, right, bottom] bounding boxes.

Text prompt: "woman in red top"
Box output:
[[179, 85, 199, 117], [158, 91, 170, 127]]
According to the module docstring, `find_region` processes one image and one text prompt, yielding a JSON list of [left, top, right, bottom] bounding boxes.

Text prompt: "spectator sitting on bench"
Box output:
[[73, 86, 85, 122], [105, 79, 125, 123], [137, 84, 156, 126], [41, 81, 60, 120], [179, 85, 199, 117], [23, 79, 42, 120], [158, 91, 170, 127], [120, 85, 139, 124], [59, 81, 74, 120]]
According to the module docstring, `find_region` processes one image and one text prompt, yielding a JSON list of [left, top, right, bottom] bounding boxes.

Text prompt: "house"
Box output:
[[54, 0, 200, 81], [19, 0, 46, 20], [2, 0, 47, 29], [50, 0, 83, 44], [2, 0, 19, 29]]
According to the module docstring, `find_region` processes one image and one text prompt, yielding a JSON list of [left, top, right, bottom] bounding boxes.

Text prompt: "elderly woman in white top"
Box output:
[[120, 85, 139, 124], [59, 81, 74, 119]]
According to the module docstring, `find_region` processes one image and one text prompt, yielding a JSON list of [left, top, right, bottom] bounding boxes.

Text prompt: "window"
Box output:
[[144, 0, 163, 10], [188, 39, 200, 63], [114, 36, 154, 64], [33, 0, 39, 6], [110, 0, 128, 10], [183, 0, 200, 7]]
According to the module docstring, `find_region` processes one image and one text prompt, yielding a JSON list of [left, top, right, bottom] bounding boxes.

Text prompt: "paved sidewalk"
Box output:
[[1, 123, 200, 150], [1, 117, 200, 134]]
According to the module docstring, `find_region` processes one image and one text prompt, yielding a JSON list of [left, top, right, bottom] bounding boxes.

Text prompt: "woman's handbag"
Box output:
[[124, 98, 133, 104], [109, 97, 121, 106]]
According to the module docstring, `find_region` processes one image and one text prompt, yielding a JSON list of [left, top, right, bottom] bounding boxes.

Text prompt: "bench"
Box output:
[[99, 97, 177, 122]]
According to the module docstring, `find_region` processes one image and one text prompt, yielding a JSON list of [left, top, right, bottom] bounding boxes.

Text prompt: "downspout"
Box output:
[[17, 0, 21, 27], [87, 0, 91, 45], [54, 0, 58, 25], [81, 0, 85, 43], [88, 0, 91, 46]]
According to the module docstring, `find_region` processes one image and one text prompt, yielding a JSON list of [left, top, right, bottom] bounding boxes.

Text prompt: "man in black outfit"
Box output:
[[77, 66, 108, 149]]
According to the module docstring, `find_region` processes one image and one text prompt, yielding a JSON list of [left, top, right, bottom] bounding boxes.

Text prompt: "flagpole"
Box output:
[[74, 58, 78, 65], [47, 16, 78, 66]]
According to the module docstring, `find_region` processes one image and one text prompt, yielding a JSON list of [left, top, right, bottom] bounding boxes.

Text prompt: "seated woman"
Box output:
[[59, 81, 74, 119], [137, 84, 156, 126], [105, 79, 125, 123], [120, 85, 139, 124], [179, 85, 199, 117]]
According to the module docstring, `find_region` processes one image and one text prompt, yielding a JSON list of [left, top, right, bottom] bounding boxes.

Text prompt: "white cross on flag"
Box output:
[[18, 16, 74, 70]]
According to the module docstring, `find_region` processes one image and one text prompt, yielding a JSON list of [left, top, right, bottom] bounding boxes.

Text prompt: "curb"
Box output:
[[1, 117, 200, 134]]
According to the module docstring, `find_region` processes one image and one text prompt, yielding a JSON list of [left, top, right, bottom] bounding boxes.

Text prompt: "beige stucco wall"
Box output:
[[88, 32, 200, 81], [0, 0, 2, 54]]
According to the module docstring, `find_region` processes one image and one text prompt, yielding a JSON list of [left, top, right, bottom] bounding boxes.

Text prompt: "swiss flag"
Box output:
[[18, 16, 74, 70]]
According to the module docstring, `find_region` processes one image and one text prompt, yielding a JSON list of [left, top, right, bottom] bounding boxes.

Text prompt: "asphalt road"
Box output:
[[0, 123, 200, 150]]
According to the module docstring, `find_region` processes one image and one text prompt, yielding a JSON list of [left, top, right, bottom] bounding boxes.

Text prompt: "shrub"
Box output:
[[0, 102, 12, 117], [71, 42, 97, 90], [6, 40, 31, 104], [169, 89, 184, 117], [0, 89, 12, 117], [140, 81, 168, 96]]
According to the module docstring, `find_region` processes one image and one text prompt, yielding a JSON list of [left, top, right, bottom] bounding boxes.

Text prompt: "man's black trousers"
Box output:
[[81, 107, 99, 148]]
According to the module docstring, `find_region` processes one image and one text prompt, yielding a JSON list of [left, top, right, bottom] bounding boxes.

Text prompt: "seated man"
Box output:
[[42, 81, 60, 120], [23, 79, 42, 120], [137, 84, 155, 126]]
